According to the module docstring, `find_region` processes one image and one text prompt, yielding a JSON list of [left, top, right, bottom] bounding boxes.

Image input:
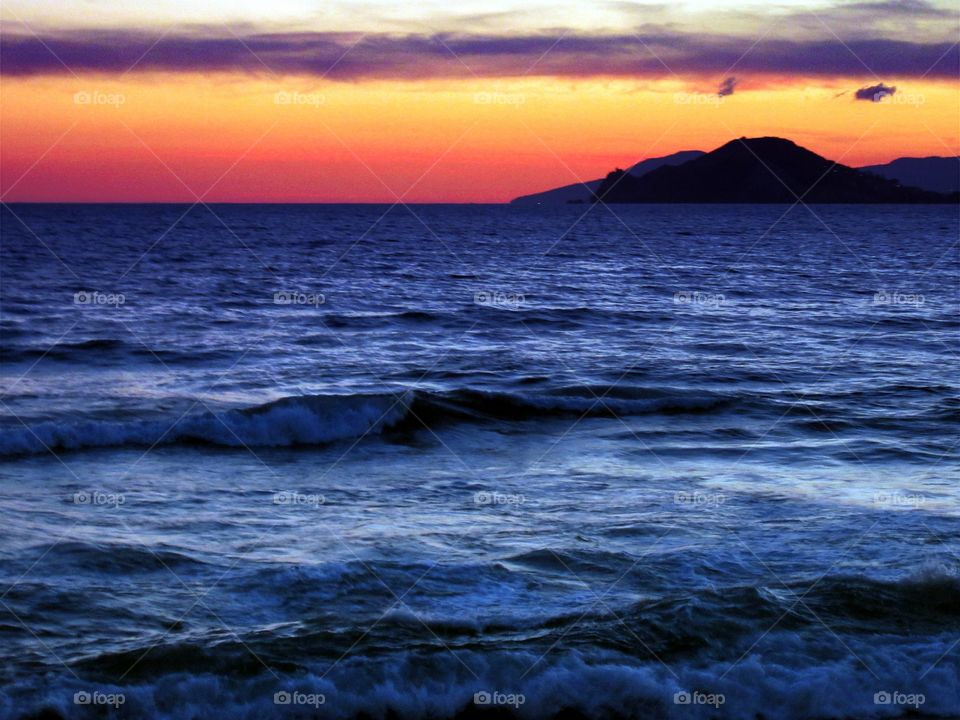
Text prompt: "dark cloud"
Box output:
[[854, 83, 897, 101], [842, 0, 950, 17], [0, 29, 957, 81], [718, 76, 738, 96], [714, 0, 954, 42]]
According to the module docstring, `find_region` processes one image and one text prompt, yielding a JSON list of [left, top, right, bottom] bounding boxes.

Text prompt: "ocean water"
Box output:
[[0, 203, 958, 719]]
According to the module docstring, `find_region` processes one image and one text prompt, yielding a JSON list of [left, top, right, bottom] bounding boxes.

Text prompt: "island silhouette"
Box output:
[[511, 150, 704, 205], [512, 137, 959, 204], [860, 156, 960, 195]]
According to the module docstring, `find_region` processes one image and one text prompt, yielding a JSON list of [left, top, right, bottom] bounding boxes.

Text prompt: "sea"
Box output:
[[0, 203, 957, 719]]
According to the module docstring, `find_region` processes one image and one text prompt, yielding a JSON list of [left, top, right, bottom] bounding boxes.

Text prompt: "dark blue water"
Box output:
[[0, 203, 958, 719]]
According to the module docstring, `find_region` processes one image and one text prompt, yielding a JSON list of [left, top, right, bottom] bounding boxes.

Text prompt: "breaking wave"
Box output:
[[0, 386, 740, 456]]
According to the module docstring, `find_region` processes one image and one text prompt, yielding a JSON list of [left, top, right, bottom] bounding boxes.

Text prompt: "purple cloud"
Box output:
[[718, 76, 738, 96], [854, 83, 897, 101], [0, 30, 957, 81]]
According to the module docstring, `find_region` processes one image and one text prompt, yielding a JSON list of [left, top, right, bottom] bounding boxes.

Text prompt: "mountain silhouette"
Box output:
[[593, 137, 956, 203], [510, 150, 704, 205], [860, 156, 960, 194]]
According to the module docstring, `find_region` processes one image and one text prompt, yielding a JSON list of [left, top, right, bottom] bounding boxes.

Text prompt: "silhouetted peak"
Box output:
[[593, 136, 954, 204]]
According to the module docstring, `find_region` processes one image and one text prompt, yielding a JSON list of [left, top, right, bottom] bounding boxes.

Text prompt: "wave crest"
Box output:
[[0, 393, 411, 456], [0, 386, 736, 457]]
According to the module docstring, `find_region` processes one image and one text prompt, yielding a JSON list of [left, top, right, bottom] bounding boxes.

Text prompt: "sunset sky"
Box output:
[[1, 0, 957, 202]]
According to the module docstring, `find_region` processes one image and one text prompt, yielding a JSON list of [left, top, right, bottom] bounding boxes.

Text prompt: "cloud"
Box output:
[[0, 29, 957, 81], [854, 83, 897, 101], [841, 0, 950, 17], [717, 76, 738, 96]]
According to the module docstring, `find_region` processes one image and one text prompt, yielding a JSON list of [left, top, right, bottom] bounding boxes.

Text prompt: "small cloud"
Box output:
[[718, 76, 738, 97], [854, 83, 896, 101]]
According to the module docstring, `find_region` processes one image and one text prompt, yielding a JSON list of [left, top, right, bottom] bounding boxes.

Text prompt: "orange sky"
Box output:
[[2, 74, 958, 202]]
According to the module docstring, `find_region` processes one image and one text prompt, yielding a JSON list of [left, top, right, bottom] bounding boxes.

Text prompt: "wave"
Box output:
[[0, 338, 130, 362], [3, 565, 959, 718], [37, 540, 209, 574], [0, 386, 739, 456], [322, 310, 444, 329], [5, 637, 958, 720], [411, 387, 738, 425], [0, 393, 412, 456], [799, 571, 960, 625]]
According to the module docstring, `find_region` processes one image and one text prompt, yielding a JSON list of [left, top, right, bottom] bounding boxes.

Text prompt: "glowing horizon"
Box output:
[[2, 0, 957, 202]]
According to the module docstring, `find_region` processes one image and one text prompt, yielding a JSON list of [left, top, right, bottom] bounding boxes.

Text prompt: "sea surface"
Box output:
[[0, 203, 958, 719]]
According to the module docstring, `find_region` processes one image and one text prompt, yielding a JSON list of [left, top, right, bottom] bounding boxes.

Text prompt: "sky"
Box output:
[[1, 0, 958, 202]]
